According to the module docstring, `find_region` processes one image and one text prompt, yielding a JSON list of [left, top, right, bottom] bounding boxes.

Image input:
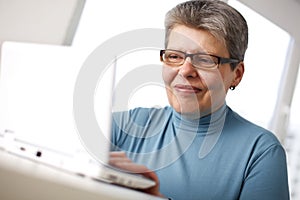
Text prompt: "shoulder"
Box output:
[[113, 106, 172, 116], [111, 106, 174, 150], [224, 106, 283, 153], [224, 106, 288, 176], [226, 106, 279, 138], [113, 106, 173, 125]]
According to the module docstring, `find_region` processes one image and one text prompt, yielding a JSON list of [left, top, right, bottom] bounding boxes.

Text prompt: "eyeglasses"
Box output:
[[160, 49, 240, 69]]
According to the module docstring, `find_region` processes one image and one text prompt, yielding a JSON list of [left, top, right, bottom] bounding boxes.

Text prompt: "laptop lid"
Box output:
[[0, 42, 156, 189], [0, 41, 93, 157]]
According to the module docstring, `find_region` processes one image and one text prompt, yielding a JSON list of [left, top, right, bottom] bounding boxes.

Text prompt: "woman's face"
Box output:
[[162, 25, 244, 117]]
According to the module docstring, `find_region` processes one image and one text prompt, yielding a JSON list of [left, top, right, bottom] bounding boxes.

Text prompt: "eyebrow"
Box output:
[[167, 48, 218, 56]]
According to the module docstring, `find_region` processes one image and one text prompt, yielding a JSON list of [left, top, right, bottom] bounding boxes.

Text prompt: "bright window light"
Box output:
[[227, 0, 290, 129], [73, 0, 291, 130]]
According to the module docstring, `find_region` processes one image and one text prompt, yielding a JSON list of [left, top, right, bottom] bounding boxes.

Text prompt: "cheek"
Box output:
[[219, 67, 235, 90], [162, 66, 179, 109], [198, 70, 225, 90], [162, 65, 177, 86], [199, 71, 228, 106]]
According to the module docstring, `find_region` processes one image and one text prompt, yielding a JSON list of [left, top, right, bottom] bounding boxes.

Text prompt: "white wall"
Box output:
[[0, 0, 85, 59]]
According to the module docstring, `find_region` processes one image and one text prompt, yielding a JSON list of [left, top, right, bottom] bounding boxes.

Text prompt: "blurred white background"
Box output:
[[0, 0, 299, 198]]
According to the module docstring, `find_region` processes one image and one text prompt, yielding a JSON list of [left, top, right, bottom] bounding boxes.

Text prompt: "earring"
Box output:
[[230, 86, 236, 90]]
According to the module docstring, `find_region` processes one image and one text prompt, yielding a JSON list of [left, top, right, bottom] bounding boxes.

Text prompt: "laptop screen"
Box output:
[[0, 42, 88, 156]]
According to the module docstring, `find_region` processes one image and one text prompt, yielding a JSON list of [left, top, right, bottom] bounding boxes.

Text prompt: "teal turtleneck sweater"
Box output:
[[111, 104, 289, 200]]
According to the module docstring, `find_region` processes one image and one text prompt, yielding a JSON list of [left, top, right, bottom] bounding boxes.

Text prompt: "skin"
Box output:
[[109, 151, 164, 197], [163, 25, 244, 117], [109, 25, 245, 197]]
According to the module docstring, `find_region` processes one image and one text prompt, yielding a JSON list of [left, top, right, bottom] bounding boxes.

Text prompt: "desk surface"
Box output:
[[0, 150, 164, 200]]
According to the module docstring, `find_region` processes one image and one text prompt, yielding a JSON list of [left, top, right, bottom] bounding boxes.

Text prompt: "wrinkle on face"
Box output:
[[163, 25, 236, 116]]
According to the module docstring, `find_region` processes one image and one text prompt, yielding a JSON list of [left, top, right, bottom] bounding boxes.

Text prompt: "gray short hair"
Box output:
[[165, 0, 248, 69]]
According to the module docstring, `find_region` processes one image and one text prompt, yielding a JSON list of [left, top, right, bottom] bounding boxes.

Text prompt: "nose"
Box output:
[[178, 57, 198, 78]]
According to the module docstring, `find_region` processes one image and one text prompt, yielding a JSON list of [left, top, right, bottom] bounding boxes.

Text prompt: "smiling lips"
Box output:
[[174, 84, 202, 94]]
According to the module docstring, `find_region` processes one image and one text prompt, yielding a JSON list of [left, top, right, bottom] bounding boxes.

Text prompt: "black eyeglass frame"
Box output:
[[160, 49, 241, 69]]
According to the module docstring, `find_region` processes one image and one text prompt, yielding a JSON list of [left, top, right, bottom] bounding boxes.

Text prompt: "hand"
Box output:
[[109, 151, 165, 198]]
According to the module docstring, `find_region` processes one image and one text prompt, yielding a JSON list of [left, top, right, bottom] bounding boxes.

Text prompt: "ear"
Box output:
[[232, 62, 244, 87]]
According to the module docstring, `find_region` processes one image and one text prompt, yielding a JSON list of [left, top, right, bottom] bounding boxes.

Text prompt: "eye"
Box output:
[[194, 55, 216, 66], [166, 53, 183, 61]]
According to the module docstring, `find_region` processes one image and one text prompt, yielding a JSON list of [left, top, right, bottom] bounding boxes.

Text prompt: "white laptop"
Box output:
[[0, 41, 155, 189]]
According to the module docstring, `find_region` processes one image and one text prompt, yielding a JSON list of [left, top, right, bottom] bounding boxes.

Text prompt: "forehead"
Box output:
[[167, 25, 228, 56]]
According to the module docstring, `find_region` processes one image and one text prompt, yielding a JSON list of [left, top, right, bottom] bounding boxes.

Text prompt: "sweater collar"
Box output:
[[172, 104, 227, 135]]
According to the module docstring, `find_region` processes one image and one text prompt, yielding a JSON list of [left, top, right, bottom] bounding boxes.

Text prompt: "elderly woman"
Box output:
[[109, 0, 290, 199]]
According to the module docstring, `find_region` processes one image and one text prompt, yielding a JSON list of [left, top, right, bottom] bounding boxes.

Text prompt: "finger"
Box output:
[[109, 151, 127, 158], [109, 151, 132, 166], [108, 157, 132, 166], [141, 170, 159, 183], [111, 162, 151, 174], [137, 171, 163, 197]]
